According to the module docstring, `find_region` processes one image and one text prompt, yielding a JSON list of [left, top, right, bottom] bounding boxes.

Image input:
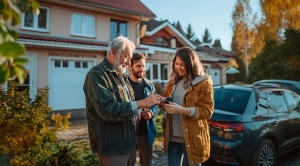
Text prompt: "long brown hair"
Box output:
[[171, 47, 206, 88]]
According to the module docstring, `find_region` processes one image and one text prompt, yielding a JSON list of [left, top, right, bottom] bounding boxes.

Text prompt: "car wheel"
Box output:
[[252, 139, 276, 166]]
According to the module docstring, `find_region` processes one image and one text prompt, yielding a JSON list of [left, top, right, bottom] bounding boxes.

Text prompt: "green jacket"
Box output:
[[83, 58, 138, 155], [162, 76, 214, 165]]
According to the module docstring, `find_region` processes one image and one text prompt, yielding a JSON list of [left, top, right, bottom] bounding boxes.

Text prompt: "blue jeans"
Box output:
[[167, 141, 201, 166]]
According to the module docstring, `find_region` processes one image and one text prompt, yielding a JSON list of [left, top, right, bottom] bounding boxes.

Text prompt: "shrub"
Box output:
[[0, 81, 71, 165]]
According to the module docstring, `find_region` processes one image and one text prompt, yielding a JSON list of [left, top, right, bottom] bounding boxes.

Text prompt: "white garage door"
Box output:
[[49, 59, 94, 110]]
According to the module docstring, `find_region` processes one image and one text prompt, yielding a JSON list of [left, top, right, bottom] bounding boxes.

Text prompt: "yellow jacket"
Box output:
[[162, 76, 214, 165]]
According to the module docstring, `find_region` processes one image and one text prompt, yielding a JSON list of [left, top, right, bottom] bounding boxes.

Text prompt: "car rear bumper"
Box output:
[[210, 140, 257, 165]]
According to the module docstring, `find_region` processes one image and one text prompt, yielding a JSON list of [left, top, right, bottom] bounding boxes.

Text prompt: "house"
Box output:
[[9, 0, 155, 111], [139, 19, 233, 86]]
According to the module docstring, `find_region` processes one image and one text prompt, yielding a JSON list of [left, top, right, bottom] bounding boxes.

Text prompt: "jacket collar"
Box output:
[[191, 75, 208, 86]]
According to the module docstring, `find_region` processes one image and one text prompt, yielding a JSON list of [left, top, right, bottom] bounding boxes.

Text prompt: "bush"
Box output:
[[0, 81, 97, 165]]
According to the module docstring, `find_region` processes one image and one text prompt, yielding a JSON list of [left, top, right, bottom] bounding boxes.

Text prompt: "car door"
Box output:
[[283, 91, 300, 146], [266, 90, 295, 153]]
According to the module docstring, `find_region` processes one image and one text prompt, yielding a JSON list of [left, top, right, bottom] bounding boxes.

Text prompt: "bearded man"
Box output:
[[128, 53, 160, 166], [83, 36, 161, 166]]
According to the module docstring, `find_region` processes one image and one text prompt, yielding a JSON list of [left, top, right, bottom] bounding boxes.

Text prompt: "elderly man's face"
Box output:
[[113, 44, 132, 73]]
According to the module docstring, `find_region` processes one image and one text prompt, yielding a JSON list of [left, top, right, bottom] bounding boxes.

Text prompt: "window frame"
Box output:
[[21, 6, 50, 32], [110, 19, 128, 38], [146, 63, 169, 83], [71, 12, 96, 37]]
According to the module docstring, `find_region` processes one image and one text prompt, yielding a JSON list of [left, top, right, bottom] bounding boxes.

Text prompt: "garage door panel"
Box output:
[[49, 59, 93, 110]]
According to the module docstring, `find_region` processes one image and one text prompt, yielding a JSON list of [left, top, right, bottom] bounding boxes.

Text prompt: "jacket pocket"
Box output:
[[191, 126, 206, 148]]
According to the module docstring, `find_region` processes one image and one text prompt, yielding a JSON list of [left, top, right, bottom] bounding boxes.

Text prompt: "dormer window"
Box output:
[[155, 36, 168, 47]]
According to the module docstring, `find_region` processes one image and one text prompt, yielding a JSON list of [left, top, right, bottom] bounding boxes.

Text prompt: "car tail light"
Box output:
[[208, 120, 243, 132]]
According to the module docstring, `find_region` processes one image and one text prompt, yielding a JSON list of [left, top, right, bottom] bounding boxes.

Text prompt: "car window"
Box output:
[[257, 92, 268, 115], [281, 83, 300, 95], [283, 91, 300, 110], [267, 91, 288, 113], [214, 89, 251, 114]]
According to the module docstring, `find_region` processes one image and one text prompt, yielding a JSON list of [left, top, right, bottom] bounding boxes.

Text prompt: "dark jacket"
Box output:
[[83, 58, 138, 155], [140, 78, 160, 146]]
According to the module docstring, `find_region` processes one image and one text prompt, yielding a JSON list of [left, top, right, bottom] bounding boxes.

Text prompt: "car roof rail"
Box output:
[[253, 82, 280, 89]]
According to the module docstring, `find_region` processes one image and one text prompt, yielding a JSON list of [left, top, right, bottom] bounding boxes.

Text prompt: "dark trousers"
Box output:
[[97, 151, 136, 166], [137, 135, 153, 166]]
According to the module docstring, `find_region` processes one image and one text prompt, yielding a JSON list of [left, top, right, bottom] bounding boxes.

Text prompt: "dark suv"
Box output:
[[208, 84, 300, 166]]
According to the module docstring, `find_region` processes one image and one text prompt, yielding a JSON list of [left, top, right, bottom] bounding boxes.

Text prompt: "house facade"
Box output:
[[139, 20, 233, 86], [8, 0, 233, 111], [9, 0, 155, 111]]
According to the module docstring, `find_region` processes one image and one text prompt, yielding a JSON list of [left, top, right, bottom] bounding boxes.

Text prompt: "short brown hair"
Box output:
[[130, 53, 146, 66]]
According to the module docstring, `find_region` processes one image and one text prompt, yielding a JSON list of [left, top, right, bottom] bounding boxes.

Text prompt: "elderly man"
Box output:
[[83, 36, 161, 166]]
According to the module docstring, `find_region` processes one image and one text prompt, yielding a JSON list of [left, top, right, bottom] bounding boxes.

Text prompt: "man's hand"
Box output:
[[140, 108, 152, 120], [137, 94, 161, 109]]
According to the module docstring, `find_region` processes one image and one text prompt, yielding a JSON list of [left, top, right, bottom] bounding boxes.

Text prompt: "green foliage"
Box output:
[[185, 23, 197, 44], [248, 29, 300, 82], [202, 28, 213, 44], [172, 20, 185, 36], [213, 38, 222, 48], [0, 0, 39, 84], [0, 81, 71, 165]]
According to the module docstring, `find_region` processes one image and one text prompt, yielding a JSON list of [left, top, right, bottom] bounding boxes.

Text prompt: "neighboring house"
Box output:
[[196, 44, 235, 85], [8, 0, 155, 111], [139, 20, 233, 85]]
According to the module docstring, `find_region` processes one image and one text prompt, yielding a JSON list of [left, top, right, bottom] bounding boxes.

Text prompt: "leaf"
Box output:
[[31, 0, 40, 15], [11, 12, 21, 26], [36, 135, 43, 147], [0, 64, 10, 84], [0, 41, 25, 58], [49, 132, 57, 142], [0, 116, 4, 125], [7, 0, 21, 14], [0, 1, 7, 14], [13, 57, 28, 66], [16, 0, 30, 12], [11, 65, 27, 84]]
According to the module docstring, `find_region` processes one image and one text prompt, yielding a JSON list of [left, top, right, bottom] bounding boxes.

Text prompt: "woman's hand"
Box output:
[[164, 102, 183, 114], [164, 102, 191, 115]]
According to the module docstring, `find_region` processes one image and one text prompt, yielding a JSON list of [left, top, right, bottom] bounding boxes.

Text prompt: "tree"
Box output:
[[248, 29, 300, 82], [231, 0, 257, 80], [193, 38, 202, 45], [202, 28, 213, 44], [213, 38, 222, 48], [0, 0, 39, 84], [259, 0, 300, 39], [185, 23, 199, 44], [172, 20, 185, 36]]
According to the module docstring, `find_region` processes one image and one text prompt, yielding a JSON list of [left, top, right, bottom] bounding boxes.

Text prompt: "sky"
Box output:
[[141, 0, 259, 51]]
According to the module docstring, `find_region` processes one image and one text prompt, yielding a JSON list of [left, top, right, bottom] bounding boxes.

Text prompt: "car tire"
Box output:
[[252, 138, 276, 166]]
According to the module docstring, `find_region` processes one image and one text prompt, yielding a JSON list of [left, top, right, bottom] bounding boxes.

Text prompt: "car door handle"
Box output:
[[272, 121, 278, 125]]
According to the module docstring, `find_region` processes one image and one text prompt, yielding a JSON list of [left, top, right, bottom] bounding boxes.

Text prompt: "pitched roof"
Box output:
[[18, 33, 147, 50], [141, 19, 165, 31], [71, 0, 155, 18], [140, 19, 196, 49], [196, 45, 235, 57]]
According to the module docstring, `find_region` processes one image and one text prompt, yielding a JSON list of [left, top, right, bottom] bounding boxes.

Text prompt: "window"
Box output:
[[146, 63, 169, 82], [21, 6, 50, 32], [214, 89, 251, 114], [155, 36, 168, 47], [110, 19, 127, 38], [267, 91, 288, 113], [71, 13, 95, 37], [283, 91, 300, 110]]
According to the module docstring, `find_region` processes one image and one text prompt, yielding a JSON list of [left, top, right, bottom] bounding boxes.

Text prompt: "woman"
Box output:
[[161, 47, 214, 166]]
